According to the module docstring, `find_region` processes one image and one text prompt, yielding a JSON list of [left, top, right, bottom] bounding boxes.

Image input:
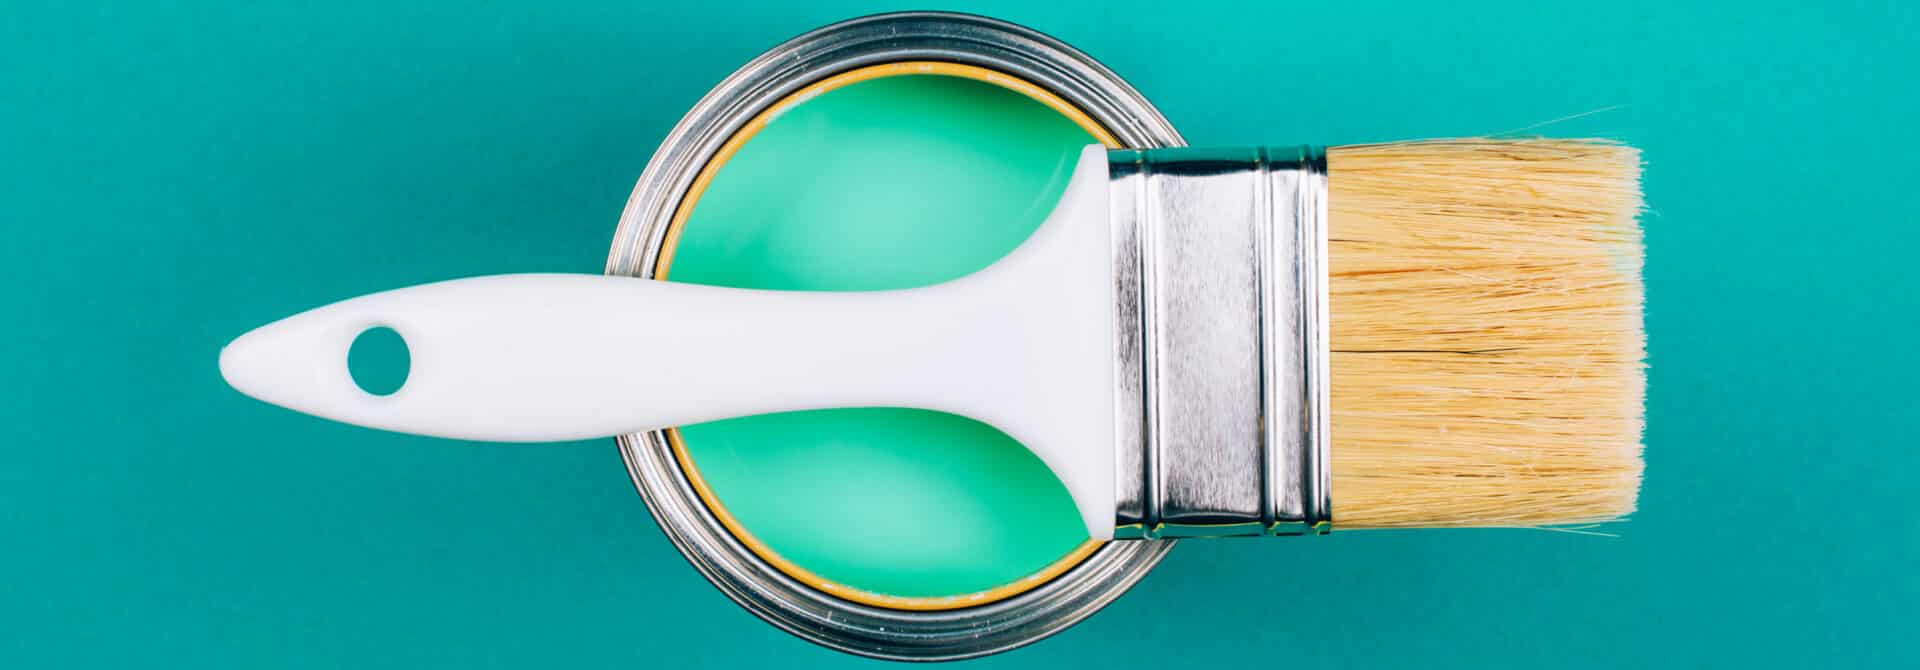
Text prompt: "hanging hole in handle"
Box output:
[[348, 326, 409, 396]]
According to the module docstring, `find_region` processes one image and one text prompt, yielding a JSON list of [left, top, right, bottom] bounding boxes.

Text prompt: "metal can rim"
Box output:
[[606, 11, 1183, 661]]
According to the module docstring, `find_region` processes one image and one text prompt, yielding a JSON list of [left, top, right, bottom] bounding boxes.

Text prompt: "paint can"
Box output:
[[606, 11, 1181, 660]]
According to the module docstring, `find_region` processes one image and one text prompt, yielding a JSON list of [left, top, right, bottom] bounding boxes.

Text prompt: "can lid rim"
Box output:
[[607, 11, 1183, 661]]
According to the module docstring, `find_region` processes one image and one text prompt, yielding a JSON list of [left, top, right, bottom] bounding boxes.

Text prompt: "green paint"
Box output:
[[667, 74, 1095, 598]]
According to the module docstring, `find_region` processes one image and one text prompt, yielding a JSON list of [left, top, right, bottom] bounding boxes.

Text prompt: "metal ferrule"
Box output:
[[1108, 147, 1333, 539]]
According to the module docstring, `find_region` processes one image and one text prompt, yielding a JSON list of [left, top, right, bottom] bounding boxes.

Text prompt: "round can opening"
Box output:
[[656, 61, 1115, 610], [608, 12, 1181, 660]]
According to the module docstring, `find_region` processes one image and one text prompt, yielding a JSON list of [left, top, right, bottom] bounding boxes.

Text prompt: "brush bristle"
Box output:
[[1325, 138, 1645, 529]]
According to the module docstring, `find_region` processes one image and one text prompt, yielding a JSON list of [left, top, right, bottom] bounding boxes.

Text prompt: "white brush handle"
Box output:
[[219, 146, 1119, 539], [222, 275, 1000, 440]]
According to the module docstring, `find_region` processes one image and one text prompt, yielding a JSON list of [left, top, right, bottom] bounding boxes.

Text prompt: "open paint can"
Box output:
[[607, 12, 1180, 660]]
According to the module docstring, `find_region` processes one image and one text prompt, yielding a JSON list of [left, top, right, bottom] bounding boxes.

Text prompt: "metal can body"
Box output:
[[605, 11, 1182, 660]]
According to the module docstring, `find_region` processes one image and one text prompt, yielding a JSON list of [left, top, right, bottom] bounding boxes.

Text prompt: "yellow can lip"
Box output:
[[654, 60, 1118, 611]]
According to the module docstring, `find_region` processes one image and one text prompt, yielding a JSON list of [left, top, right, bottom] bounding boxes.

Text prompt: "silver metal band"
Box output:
[[1109, 147, 1332, 539]]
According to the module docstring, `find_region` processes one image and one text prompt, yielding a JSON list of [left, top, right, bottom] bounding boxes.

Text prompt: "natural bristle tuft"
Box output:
[[1326, 138, 1645, 529]]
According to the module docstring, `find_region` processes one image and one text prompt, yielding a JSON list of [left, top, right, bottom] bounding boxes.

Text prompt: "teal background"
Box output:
[[4, 2, 1915, 668]]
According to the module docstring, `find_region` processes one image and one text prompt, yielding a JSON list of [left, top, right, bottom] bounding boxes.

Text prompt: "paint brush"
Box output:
[[219, 138, 1645, 540]]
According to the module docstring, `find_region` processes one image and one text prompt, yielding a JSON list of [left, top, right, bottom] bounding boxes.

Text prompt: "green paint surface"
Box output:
[[667, 75, 1094, 598], [5, 2, 1919, 669]]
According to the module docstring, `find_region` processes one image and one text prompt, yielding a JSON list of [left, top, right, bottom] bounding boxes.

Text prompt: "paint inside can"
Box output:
[[660, 72, 1098, 602]]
